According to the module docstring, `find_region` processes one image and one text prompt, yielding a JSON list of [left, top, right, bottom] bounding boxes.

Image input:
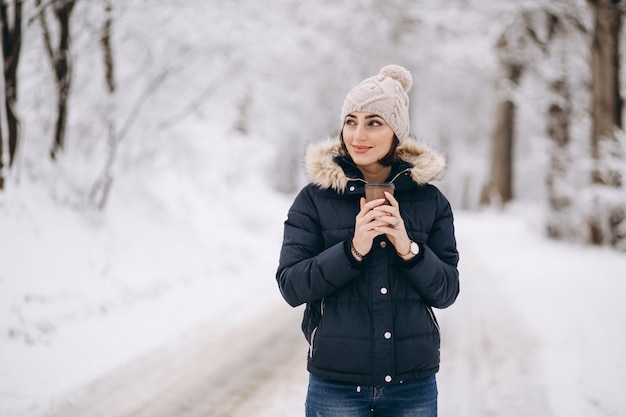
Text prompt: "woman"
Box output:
[[276, 65, 459, 417]]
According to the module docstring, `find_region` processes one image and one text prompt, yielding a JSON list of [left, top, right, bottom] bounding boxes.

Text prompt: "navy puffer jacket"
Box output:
[[276, 137, 459, 386]]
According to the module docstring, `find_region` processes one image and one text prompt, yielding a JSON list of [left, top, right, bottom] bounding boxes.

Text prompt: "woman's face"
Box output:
[[342, 112, 395, 170]]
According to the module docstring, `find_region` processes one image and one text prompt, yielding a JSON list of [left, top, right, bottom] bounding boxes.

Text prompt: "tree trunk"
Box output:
[[545, 79, 575, 240], [101, 0, 115, 94], [480, 63, 522, 207], [90, 0, 117, 209], [0, 124, 3, 189], [36, 0, 76, 160], [0, 1, 4, 190], [0, 0, 23, 189], [587, 0, 625, 248]]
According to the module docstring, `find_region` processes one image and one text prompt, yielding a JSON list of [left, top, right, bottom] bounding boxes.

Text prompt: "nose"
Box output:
[[354, 124, 367, 141]]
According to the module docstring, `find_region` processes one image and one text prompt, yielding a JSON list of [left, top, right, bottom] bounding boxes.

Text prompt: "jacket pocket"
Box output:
[[425, 305, 440, 333], [309, 326, 317, 358], [309, 298, 325, 358]]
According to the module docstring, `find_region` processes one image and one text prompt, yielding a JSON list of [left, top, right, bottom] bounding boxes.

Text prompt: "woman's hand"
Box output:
[[352, 197, 388, 257], [371, 192, 411, 256], [353, 192, 411, 257]]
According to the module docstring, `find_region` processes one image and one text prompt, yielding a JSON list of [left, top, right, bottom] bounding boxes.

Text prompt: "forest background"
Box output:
[[1, 1, 626, 415], [1, 0, 625, 250]]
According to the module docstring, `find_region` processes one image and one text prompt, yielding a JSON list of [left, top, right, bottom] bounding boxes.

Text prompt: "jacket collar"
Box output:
[[305, 137, 446, 192]]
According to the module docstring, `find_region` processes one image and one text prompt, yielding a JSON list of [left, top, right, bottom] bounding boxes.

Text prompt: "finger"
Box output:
[[359, 201, 386, 222], [357, 197, 375, 221], [363, 198, 386, 210], [361, 217, 389, 231], [373, 205, 396, 216], [384, 191, 399, 207], [383, 215, 401, 229], [368, 224, 390, 237], [363, 208, 391, 224]]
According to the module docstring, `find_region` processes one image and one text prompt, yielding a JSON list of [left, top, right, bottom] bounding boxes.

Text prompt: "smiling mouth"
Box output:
[[352, 145, 371, 153]]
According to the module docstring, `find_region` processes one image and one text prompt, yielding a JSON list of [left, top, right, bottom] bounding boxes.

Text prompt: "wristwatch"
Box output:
[[399, 241, 419, 257]]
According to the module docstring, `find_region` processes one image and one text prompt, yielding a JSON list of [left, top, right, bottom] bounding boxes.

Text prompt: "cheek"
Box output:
[[341, 130, 354, 147], [381, 133, 395, 151], [340, 132, 351, 155]]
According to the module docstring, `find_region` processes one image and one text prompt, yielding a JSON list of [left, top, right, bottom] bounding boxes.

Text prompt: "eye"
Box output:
[[345, 118, 356, 126], [368, 119, 383, 127]]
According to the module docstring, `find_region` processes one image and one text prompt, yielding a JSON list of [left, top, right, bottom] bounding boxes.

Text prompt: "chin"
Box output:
[[352, 157, 380, 168]]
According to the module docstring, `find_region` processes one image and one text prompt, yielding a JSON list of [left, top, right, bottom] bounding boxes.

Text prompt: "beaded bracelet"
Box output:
[[350, 239, 366, 261]]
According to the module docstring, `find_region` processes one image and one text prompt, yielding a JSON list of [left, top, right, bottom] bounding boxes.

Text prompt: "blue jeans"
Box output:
[[305, 373, 438, 417]]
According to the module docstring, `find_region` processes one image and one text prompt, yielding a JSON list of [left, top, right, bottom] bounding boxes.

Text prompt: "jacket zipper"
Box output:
[[347, 168, 411, 186], [309, 327, 317, 358], [426, 305, 440, 333], [309, 298, 325, 358], [389, 168, 411, 184]]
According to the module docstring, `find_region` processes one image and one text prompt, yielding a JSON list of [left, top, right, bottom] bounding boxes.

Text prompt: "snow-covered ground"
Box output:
[[2, 2, 623, 415], [0, 129, 295, 416], [1, 130, 625, 416], [436, 210, 626, 417], [242, 209, 626, 417]]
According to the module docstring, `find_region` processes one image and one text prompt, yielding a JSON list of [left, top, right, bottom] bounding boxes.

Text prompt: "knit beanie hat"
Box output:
[[341, 64, 413, 143]]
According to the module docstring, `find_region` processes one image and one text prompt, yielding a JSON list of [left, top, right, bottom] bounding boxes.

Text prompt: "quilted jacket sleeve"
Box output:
[[399, 189, 460, 309], [276, 187, 362, 307]]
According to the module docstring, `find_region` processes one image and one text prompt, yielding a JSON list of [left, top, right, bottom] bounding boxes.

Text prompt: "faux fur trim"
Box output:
[[305, 137, 446, 192]]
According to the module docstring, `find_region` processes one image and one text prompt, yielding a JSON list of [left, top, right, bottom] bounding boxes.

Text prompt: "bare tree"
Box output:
[[89, 0, 115, 209], [480, 10, 547, 207], [0, 0, 23, 190], [101, 0, 114, 95], [90, 0, 178, 209], [541, 6, 589, 242], [479, 58, 521, 206], [586, 0, 625, 247], [35, 0, 77, 160], [545, 76, 575, 240], [480, 4, 599, 234]]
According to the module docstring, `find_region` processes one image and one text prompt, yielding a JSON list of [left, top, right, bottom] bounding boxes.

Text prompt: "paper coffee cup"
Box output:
[[364, 183, 395, 204]]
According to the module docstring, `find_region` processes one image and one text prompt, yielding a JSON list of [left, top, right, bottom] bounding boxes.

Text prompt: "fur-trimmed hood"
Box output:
[[305, 137, 446, 192]]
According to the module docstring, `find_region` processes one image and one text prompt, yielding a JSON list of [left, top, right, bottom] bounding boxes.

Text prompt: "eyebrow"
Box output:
[[346, 113, 382, 119]]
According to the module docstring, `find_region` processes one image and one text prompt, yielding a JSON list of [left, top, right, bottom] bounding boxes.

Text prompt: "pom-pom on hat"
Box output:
[[341, 64, 413, 143]]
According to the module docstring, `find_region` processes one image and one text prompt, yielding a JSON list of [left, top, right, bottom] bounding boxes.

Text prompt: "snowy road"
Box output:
[[436, 240, 553, 417], [36, 239, 555, 417], [18, 213, 626, 417], [38, 305, 308, 417]]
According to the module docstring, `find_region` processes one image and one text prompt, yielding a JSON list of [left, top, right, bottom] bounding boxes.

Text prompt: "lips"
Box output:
[[352, 145, 371, 154]]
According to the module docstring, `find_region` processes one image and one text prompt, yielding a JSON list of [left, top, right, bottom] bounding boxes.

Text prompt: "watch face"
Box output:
[[410, 242, 419, 255]]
